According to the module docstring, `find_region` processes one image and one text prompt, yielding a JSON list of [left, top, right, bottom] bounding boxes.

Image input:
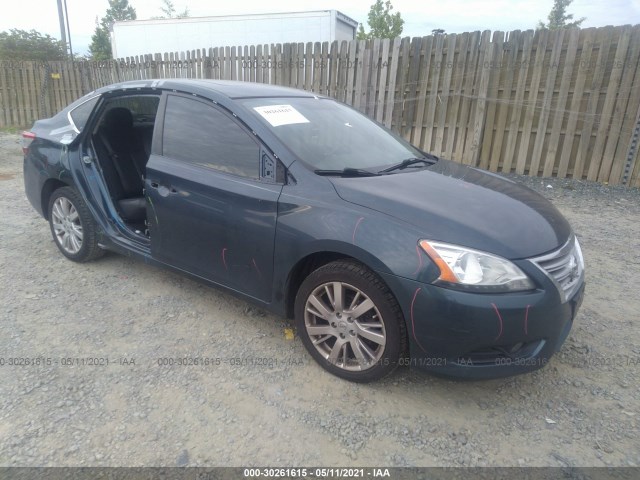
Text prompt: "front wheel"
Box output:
[[294, 260, 407, 382], [48, 187, 104, 262]]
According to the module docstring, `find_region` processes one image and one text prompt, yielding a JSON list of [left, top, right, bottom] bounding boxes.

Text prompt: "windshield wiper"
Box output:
[[378, 156, 438, 174], [314, 168, 380, 177]]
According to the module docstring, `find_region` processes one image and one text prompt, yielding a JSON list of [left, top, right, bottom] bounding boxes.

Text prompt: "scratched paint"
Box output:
[[221, 247, 228, 271], [490, 303, 504, 341], [410, 287, 429, 354], [146, 196, 160, 227], [252, 258, 262, 278], [524, 305, 531, 335], [351, 217, 365, 244]]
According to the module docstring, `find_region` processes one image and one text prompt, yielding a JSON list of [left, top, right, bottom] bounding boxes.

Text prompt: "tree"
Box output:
[[157, 0, 189, 18], [357, 0, 404, 40], [89, 0, 137, 60], [89, 20, 112, 61], [432, 29, 446, 35], [538, 0, 585, 29], [0, 29, 67, 61]]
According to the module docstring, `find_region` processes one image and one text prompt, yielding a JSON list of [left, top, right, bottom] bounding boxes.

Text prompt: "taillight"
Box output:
[[22, 131, 36, 155]]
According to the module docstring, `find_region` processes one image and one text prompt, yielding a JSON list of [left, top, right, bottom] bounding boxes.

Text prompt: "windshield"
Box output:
[[241, 97, 428, 171]]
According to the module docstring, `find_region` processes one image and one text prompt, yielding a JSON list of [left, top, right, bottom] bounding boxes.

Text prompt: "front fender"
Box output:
[[271, 180, 441, 316]]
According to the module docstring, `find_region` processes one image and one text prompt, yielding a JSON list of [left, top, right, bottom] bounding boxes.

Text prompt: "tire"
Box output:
[[295, 260, 407, 382], [48, 187, 104, 263]]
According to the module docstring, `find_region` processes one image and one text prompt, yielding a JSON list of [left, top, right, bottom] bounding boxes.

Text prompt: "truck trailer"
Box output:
[[110, 10, 359, 59]]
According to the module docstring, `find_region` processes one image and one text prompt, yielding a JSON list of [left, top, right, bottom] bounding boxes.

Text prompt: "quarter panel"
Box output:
[[24, 138, 76, 218]]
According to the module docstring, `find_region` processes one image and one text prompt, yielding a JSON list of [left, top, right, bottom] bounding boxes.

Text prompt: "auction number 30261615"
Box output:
[[242, 468, 391, 477]]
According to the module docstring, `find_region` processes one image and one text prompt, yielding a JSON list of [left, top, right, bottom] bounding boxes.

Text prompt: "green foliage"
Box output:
[[89, 0, 137, 60], [102, 0, 137, 29], [357, 0, 404, 40], [157, 0, 190, 18], [0, 29, 67, 61], [89, 23, 112, 61], [538, 0, 585, 29]]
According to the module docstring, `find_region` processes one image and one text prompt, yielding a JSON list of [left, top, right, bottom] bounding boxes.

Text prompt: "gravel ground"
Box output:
[[0, 131, 639, 467]]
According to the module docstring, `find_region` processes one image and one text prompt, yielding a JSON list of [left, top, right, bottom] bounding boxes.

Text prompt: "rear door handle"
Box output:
[[150, 182, 178, 197]]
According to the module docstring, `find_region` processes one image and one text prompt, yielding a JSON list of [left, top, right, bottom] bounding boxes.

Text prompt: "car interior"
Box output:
[[90, 95, 160, 235]]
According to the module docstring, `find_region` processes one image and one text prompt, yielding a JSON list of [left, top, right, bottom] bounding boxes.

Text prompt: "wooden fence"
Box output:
[[1, 25, 639, 186]]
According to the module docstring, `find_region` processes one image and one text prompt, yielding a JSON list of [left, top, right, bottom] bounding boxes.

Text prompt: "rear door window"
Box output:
[[108, 96, 160, 124]]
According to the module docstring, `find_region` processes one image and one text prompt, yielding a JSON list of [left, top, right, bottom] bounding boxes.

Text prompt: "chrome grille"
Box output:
[[530, 237, 584, 302]]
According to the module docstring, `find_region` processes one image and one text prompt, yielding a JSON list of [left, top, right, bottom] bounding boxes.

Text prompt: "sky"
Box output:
[[2, 0, 639, 55]]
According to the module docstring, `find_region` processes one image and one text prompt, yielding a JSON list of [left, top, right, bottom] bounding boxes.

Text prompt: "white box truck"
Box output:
[[111, 10, 359, 58]]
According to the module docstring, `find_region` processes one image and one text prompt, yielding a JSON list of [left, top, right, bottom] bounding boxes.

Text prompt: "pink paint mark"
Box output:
[[491, 302, 503, 341], [352, 217, 365, 244], [252, 258, 262, 278], [412, 244, 424, 275], [221, 248, 228, 271], [410, 287, 428, 354], [524, 304, 531, 335]]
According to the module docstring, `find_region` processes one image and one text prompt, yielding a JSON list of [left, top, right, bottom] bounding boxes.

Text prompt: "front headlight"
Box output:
[[574, 237, 585, 271], [419, 240, 535, 293]]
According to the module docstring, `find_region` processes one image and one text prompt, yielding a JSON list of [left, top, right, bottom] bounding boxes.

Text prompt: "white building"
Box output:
[[111, 10, 359, 58]]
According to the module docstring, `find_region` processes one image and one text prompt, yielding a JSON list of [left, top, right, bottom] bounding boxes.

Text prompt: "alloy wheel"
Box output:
[[304, 281, 386, 371], [51, 197, 83, 255]]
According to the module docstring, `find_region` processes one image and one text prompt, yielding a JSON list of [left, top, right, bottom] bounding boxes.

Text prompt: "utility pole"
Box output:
[[63, 0, 73, 58], [56, 0, 73, 58], [56, 0, 67, 46]]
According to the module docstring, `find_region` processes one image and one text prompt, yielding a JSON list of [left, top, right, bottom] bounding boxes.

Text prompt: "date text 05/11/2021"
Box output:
[[242, 468, 391, 478]]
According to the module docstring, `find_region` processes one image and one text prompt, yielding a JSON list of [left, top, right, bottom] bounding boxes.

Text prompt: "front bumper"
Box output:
[[379, 270, 585, 380]]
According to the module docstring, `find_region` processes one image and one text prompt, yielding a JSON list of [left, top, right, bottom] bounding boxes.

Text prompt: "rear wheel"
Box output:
[[48, 187, 104, 262], [295, 260, 406, 382]]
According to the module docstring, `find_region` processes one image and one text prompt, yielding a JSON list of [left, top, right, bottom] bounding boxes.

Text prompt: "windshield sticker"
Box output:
[[253, 105, 310, 127]]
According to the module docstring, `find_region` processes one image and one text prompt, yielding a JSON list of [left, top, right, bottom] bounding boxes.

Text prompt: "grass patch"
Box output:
[[0, 126, 26, 135]]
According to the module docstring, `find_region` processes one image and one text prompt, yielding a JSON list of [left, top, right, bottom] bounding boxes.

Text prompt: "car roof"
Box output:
[[98, 79, 319, 100]]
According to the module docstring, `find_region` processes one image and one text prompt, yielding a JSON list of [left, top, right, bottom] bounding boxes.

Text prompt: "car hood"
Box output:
[[330, 159, 571, 259]]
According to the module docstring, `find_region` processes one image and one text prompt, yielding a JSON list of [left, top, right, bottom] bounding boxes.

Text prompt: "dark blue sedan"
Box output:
[[23, 79, 585, 382]]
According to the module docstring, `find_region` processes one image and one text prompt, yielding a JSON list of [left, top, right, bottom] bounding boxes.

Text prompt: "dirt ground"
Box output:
[[0, 131, 639, 467]]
